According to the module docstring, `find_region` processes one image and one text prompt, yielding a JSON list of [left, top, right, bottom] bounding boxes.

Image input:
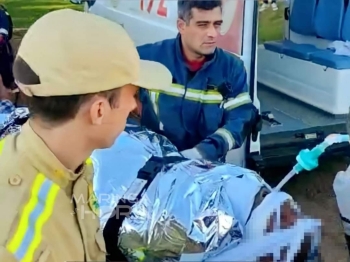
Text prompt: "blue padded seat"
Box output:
[[264, 41, 320, 60], [342, 0, 350, 41], [263, 0, 318, 58], [310, 2, 350, 70], [314, 0, 344, 41], [264, 40, 293, 53], [310, 51, 350, 69], [283, 43, 320, 60], [284, 0, 345, 61], [264, 0, 346, 63], [289, 0, 317, 36]]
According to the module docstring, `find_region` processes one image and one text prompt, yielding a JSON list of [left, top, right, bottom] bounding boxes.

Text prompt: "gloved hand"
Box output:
[[180, 147, 203, 160]]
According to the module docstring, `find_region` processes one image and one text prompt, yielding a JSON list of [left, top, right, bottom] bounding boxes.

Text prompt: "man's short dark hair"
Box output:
[[13, 56, 121, 125], [177, 0, 222, 23]]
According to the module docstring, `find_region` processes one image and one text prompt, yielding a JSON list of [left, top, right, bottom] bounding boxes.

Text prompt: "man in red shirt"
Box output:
[[136, 0, 258, 163]]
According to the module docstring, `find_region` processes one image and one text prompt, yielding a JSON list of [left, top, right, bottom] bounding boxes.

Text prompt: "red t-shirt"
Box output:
[[184, 56, 206, 72]]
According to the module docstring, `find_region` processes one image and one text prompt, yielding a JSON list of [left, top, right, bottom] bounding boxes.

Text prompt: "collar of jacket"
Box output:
[[21, 121, 87, 190], [175, 33, 217, 72]]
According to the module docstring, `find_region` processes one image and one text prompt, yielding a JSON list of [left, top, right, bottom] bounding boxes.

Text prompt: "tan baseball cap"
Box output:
[[14, 9, 172, 97]]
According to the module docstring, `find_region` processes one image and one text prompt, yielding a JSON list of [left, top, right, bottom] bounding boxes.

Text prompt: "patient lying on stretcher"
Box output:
[[91, 117, 321, 262]]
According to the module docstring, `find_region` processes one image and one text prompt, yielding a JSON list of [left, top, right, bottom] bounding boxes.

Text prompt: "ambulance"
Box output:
[[70, 0, 350, 171]]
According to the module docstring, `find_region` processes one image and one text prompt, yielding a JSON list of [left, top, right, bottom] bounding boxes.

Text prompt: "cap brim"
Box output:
[[132, 60, 172, 92], [16, 60, 173, 97]]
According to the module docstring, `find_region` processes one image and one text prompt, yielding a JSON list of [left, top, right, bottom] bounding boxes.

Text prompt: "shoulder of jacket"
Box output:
[[137, 38, 175, 59], [0, 132, 30, 171], [216, 48, 244, 67], [0, 170, 37, 245], [0, 136, 46, 243]]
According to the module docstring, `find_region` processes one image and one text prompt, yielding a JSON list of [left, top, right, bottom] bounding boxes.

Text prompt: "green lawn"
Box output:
[[258, 2, 285, 43], [2, 0, 284, 43], [0, 0, 82, 29]]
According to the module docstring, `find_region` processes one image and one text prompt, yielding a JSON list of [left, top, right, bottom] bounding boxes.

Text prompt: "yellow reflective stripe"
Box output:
[[214, 128, 235, 150], [85, 157, 93, 165], [7, 173, 60, 262], [153, 84, 223, 104], [0, 139, 5, 155], [171, 83, 220, 94], [223, 92, 252, 110]]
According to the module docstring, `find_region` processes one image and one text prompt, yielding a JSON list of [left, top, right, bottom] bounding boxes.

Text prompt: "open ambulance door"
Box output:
[[237, 0, 261, 168]]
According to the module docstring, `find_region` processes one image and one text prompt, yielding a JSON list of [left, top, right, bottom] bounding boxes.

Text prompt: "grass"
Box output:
[[258, 2, 285, 43], [0, 0, 82, 29], [2, 0, 284, 44]]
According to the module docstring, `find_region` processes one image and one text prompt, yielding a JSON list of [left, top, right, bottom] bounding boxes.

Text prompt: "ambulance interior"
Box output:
[[258, 0, 349, 152]]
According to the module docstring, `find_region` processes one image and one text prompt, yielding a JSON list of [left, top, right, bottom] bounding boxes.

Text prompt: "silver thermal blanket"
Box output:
[[91, 126, 270, 261]]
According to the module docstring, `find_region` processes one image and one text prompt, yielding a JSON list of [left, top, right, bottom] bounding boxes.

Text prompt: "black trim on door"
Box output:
[[248, 0, 258, 117], [245, 0, 260, 169], [240, 0, 246, 56]]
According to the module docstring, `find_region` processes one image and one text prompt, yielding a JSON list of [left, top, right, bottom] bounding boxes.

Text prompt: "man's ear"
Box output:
[[177, 18, 186, 33], [89, 98, 106, 125]]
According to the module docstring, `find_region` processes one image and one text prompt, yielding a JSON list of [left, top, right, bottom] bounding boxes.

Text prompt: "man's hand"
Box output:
[[180, 147, 203, 160]]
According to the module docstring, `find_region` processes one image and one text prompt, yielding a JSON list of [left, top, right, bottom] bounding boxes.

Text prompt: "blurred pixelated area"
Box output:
[[264, 156, 350, 261], [290, 157, 350, 261], [3, 0, 350, 260]]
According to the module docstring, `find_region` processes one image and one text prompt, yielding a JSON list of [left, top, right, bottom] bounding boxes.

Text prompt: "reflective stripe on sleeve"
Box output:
[[148, 84, 223, 132], [0, 28, 8, 35], [214, 128, 235, 150], [223, 92, 252, 110], [153, 84, 223, 104], [6, 173, 60, 262]]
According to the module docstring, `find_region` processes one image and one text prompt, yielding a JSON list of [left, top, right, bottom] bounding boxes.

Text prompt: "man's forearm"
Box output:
[[194, 103, 258, 161]]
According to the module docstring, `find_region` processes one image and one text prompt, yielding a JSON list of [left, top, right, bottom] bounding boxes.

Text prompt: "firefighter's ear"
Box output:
[[177, 18, 186, 33], [89, 98, 108, 125]]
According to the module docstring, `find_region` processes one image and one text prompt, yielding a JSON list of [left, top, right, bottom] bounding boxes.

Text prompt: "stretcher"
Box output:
[[91, 124, 349, 261]]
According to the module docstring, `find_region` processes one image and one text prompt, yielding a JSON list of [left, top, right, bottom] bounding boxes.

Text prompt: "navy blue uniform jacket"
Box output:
[[137, 35, 258, 161]]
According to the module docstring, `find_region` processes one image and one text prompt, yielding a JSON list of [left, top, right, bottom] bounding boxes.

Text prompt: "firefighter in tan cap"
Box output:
[[0, 8, 171, 262]]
